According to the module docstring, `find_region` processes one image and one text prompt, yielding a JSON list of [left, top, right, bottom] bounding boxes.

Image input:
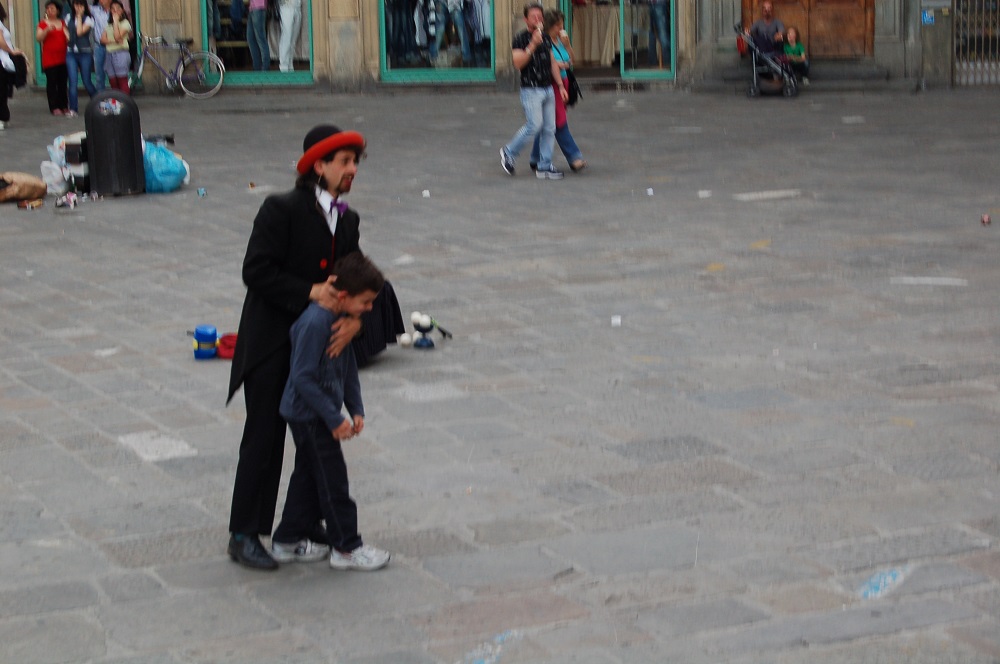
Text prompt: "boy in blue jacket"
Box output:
[[271, 252, 390, 571]]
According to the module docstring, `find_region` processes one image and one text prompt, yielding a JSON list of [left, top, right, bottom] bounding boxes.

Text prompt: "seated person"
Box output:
[[784, 26, 809, 83], [749, 0, 784, 55]]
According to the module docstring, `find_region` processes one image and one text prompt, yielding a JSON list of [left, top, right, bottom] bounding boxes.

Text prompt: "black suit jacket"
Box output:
[[227, 186, 361, 403]]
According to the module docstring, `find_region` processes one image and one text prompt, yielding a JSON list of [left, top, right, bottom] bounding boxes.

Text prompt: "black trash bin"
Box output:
[[84, 91, 145, 196]]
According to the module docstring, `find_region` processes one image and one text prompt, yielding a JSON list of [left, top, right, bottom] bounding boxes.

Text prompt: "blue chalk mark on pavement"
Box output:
[[460, 630, 522, 664], [859, 568, 906, 599]]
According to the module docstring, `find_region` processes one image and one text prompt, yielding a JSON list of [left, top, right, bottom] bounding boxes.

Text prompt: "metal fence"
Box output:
[[955, 0, 1000, 84]]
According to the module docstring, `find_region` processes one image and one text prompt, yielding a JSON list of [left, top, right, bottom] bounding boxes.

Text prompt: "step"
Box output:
[[691, 59, 913, 93]]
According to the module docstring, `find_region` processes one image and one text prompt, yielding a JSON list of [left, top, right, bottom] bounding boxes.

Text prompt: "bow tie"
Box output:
[[330, 199, 348, 216]]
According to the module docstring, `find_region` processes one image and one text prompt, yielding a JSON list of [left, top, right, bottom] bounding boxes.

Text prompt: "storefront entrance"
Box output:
[[742, 0, 874, 58], [563, 0, 674, 80], [203, 0, 313, 85]]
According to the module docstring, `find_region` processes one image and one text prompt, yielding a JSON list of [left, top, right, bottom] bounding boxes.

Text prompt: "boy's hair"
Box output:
[[524, 2, 543, 17], [332, 253, 385, 296]]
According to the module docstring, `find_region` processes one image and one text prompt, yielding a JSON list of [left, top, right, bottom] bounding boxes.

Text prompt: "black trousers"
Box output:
[[228, 348, 290, 537], [0, 68, 9, 123], [273, 419, 362, 553], [43, 64, 68, 113]]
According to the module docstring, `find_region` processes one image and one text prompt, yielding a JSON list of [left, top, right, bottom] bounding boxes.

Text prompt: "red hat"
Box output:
[[296, 125, 366, 175]]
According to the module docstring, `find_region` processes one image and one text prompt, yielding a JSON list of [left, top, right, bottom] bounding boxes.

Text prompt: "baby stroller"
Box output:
[[735, 24, 798, 98]]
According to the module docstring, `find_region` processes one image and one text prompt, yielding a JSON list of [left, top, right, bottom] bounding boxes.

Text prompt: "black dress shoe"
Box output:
[[228, 534, 279, 570]]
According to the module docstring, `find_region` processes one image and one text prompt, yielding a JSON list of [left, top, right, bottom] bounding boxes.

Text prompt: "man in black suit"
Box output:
[[226, 125, 367, 570]]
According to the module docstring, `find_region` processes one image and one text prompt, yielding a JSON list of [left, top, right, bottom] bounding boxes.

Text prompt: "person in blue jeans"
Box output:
[[530, 10, 585, 173], [647, 0, 669, 67], [90, 0, 109, 90], [500, 2, 568, 180], [430, 0, 471, 66], [65, 0, 97, 115], [246, 0, 269, 70]]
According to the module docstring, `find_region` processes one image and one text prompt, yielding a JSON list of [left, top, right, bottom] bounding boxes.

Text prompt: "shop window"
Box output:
[[384, 0, 493, 71], [207, 0, 308, 73]]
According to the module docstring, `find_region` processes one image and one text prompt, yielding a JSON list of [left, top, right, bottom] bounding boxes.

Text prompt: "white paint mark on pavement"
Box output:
[[733, 189, 801, 202], [119, 431, 198, 461], [698, 190, 712, 199], [842, 115, 866, 124], [890, 276, 968, 287], [94, 347, 120, 358]]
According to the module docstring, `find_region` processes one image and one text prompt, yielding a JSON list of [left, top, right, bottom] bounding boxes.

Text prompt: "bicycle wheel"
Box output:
[[178, 51, 225, 99]]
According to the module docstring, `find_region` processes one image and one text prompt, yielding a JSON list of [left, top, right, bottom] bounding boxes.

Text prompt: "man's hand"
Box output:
[[530, 27, 544, 48], [326, 315, 362, 358], [309, 276, 338, 310], [351, 415, 365, 436]]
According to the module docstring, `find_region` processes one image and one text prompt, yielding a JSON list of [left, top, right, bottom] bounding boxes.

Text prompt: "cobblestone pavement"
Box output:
[[1, 86, 1000, 664]]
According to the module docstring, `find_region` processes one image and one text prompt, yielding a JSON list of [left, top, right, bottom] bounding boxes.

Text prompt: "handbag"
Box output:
[[565, 68, 582, 107]]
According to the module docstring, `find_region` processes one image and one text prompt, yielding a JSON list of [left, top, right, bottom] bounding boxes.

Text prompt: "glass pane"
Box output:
[[208, 0, 310, 73], [622, 0, 671, 73], [384, 0, 493, 70]]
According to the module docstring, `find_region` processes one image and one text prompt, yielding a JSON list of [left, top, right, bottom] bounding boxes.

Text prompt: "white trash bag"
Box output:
[[40, 160, 69, 196]]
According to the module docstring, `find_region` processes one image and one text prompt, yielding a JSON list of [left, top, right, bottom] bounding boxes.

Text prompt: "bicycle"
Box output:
[[134, 34, 226, 99]]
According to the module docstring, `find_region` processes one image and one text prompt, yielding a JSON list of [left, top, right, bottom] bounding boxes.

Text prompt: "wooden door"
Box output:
[[742, 0, 874, 58]]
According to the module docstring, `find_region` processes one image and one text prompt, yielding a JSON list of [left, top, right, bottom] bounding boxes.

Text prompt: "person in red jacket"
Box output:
[[36, 0, 70, 115]]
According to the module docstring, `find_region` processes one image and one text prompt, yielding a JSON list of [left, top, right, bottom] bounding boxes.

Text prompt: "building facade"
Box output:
[[11, 0, 991, 91]]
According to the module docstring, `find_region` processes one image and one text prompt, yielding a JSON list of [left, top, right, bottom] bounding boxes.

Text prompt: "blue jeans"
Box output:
[[93, 45, 107, 91], [431, 2, 472, 64], [505, 86, 555, 170], [531, 122, 583, 166], [66, 51, 97, 113], [648, 2, 669, 66], [247, 9, 270, 71]]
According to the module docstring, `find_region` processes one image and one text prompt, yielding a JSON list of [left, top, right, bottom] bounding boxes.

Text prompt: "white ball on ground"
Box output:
[[411, 311, 422, 325], [419, 314, 432, 329], [399, 333, 412, 347]]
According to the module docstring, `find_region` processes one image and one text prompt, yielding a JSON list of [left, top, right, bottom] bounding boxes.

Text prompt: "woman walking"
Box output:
[[0, 1, 24, 130], [65, 0, 97, 116], [530, 10, 586, 173], [36, 0, 70, 115]]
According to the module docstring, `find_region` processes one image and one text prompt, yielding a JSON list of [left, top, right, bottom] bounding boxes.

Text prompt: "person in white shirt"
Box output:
[[0, 1, 24, 129]]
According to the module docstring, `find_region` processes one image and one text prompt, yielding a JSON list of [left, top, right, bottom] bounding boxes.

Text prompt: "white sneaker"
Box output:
[[329, 544, 390, 571], [0, 121, 5, 130], [271, 538, 330, 563]]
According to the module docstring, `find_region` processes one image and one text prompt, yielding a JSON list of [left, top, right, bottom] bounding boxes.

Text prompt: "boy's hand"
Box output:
[[326, 315, 361, 358], [351, 415, 364, 436], [333, 419, 354, 440]]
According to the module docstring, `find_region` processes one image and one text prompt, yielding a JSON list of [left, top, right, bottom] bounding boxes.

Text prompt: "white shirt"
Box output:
[[0, 23, 15, 73], [314, 186, 342, 237]]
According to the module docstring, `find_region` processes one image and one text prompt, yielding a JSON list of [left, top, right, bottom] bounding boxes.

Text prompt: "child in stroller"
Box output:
[[736, 22, 798, 98]]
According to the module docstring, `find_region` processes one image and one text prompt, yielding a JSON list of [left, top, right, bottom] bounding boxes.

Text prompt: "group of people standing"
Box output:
[[35, 0, 133, 118]]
